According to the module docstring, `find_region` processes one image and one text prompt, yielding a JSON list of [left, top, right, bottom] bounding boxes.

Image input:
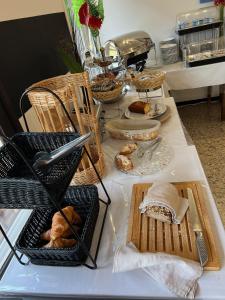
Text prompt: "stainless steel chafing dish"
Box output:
[[104, 31, 155, 70]]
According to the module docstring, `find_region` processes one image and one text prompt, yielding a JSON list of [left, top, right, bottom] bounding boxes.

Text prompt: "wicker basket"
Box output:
[[132, 71, 165, 90], [16, 185, 99, 266], [91, 81, 123, 103], [27, 72, 105, 185], [0, 132, 82, 208]]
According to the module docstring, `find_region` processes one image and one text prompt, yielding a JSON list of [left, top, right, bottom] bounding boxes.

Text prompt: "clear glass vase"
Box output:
[[219, 5, 224, 37]]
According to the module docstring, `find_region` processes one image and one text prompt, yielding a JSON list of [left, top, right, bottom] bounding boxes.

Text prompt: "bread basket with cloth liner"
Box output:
[[132, 70, 165, 91]]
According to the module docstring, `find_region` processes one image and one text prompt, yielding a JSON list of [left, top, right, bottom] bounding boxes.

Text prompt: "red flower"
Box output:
[[88, 16, 102, 29], [78, 2, 90, 25], [214, 0, 225, 5], [78, 1, 103, 31]]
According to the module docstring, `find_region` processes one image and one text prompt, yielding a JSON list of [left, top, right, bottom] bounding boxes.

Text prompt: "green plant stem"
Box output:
[[220, 5, 224, 36]]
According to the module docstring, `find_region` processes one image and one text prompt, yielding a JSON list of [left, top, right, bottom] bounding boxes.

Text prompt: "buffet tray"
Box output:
[[127, 181, 220, 270], [188, 55, 225, 67], [177, 20, 222, 36]]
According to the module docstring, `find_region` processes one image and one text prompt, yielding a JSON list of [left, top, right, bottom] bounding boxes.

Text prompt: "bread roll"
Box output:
[[128, 101, 151, 114], [115, 154, 133, 172], [119, 143, 137, 155]]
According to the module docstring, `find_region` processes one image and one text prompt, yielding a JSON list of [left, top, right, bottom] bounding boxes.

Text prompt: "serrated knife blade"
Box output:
[[187, 188, 208, 267]]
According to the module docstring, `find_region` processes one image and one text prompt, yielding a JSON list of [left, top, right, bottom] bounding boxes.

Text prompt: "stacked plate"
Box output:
[[160, 42, 178, 65]]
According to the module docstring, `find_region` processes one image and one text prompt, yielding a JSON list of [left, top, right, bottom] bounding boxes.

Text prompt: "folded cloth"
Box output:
[[139, 182, 189, 224], [113, 242, 203, 299]]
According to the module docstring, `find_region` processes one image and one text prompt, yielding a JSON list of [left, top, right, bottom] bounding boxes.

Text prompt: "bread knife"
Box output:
[[187, 188, 208, 267]]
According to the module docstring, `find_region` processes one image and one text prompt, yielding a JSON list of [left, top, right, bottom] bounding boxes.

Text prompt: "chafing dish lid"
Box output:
[[104, 31, 154, 60]]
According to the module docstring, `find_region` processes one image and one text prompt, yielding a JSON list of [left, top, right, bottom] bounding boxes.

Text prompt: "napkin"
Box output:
[[139, 182, 189, 224], [113, 242, 203, 299]]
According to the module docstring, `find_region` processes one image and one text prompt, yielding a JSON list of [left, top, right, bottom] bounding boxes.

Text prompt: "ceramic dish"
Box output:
[[125, 103, 167, 120], [105, 119, 161, 141]]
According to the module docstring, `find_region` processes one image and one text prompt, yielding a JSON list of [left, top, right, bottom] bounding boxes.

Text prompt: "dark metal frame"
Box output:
[[0, 86, 111, 269]]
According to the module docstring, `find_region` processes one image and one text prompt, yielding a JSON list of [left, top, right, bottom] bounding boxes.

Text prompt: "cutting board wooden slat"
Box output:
[[127, 181, 220, 271]]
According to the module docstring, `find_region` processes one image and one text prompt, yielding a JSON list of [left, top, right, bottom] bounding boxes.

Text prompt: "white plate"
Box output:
[[125, 103, 167, 120]]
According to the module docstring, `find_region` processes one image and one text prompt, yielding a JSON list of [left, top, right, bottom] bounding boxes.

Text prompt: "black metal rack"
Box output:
[[0, 86, 111, 269]]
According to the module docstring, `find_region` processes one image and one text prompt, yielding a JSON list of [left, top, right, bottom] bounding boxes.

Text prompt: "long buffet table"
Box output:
[[161, 61, 225, 120], [0, 96, 225, 300]]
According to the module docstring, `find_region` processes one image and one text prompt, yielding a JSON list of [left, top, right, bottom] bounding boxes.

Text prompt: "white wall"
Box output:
[[101, 0, 211, 46], [101, 0, 215, 101], [0, 0, 64, 22]]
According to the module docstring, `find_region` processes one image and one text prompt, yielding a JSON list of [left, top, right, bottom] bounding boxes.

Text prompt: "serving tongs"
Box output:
[[33, 132, 92, 170]]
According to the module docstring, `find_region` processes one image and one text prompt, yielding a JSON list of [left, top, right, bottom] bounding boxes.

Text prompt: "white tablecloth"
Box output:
[[161, 61, 225, 91], [0, 96, 224, 300]]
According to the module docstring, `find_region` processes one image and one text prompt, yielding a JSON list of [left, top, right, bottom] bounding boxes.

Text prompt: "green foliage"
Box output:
[[71, 0, 85, 27], [88, 0, 104, 19], [97, 0, 104, 20], [57, 48, 83, 73], [91, 28, 99, 37], [88, 0, 99, 17]]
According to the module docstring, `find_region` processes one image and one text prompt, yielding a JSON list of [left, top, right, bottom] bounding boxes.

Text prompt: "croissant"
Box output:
[[41, 225, 79, 241], [43, 238, 76, 248], [50, 206, 81, 241]]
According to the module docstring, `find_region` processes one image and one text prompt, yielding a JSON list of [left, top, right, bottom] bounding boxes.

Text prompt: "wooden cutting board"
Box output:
[[127, 181, 220, 270]]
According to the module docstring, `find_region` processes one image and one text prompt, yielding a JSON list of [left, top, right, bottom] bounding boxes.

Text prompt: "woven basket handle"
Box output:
[[19, 86, 78, 133]]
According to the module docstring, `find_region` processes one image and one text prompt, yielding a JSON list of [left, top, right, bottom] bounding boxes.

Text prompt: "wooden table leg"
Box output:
[[220, 84, 225, 121]]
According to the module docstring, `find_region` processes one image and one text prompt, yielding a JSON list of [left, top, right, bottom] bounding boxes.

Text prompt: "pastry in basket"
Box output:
[[91, 79, 116, 92], [139, 182, 189, 224], [41, 206, 81, 248], [43, 238, 77, 248], [128, 101, 151, 114], [95, 72, 116, 81], [40, 225, 79, 241], [50, 206, 81, 240]]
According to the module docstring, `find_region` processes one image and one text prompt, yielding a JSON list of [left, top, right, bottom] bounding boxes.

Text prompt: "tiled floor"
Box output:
[[178, 101, 225, 227]]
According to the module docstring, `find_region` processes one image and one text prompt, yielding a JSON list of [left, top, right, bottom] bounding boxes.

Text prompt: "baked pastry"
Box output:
[[50, 206, 81, 241], [91, 79, 116, 92], [43, 238, 77, 249], [128, 101, 151, 114], [115, 154, 133, 172], [119, 143, 137, 155], [41, 225, 79, 241]]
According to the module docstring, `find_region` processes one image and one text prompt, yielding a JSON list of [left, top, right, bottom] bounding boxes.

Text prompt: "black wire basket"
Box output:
[[15, 185, 99, 266], [0, 132, 83, 208], [0, 86, 111, 269]]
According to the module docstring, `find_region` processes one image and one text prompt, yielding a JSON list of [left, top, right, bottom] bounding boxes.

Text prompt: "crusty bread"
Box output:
[[115, 154, 133, 172], [128, 101, 151, 114], [119, 143, 137, 155]]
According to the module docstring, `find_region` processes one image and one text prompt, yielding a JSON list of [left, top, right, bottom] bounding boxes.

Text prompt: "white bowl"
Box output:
[[105, 119, 161, 141]]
